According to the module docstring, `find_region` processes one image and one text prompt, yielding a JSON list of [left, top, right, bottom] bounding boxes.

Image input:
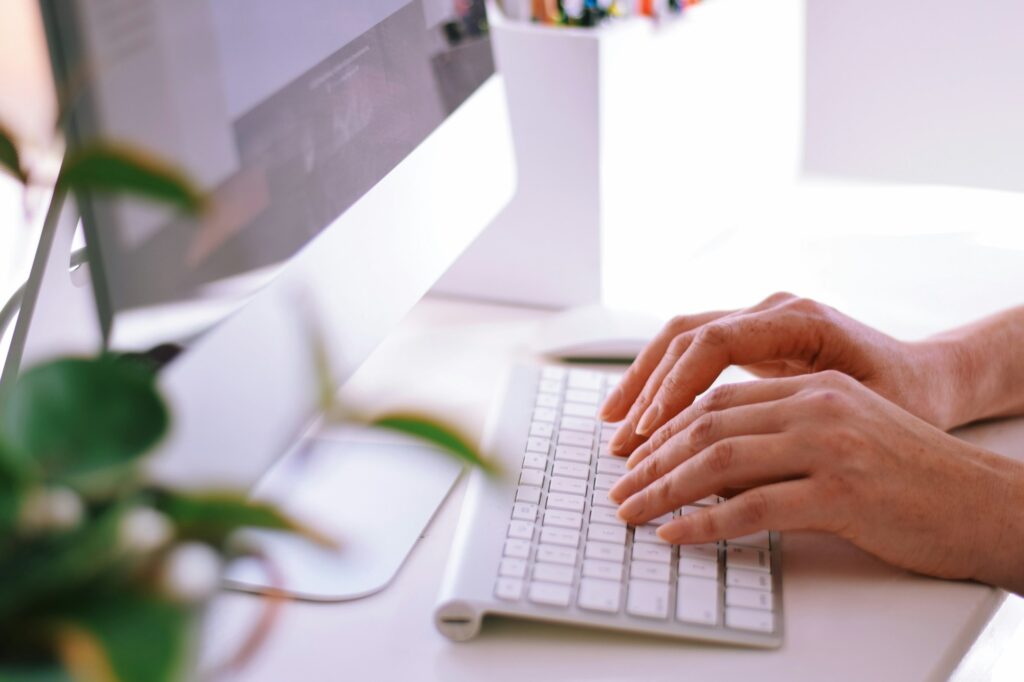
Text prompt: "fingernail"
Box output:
[[609, 426, 629, 454], [625, 450, 644, 469], [657, 520, 688, 544], [608, 478, 629, 504], [636, 404, 661, 436], [599, 386, 623, 420], [617, 492, 645, 523]]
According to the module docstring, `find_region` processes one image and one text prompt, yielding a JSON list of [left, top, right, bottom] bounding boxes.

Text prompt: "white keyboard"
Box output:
[[435, 364, 783, 647]]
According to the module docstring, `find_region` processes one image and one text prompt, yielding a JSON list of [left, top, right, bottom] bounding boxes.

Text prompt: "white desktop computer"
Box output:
[[23, 0, 515, 599]]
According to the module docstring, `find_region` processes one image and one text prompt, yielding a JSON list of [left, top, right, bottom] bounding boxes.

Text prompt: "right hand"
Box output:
[[600, 292, 963, 458]]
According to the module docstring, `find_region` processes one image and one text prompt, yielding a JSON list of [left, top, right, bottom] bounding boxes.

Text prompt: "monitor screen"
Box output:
[[41, 0, 493, 339]]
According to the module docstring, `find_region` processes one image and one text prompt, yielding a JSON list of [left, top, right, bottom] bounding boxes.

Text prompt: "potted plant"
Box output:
[[0, 125, 494, 681]]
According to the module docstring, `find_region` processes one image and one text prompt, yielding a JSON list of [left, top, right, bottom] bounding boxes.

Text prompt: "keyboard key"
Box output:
[[540, 527, 580, 547], [499, 558, 527, 578], [534, 407, 557, 422], [598, 442, 613, 457], [512, 502, 538, 521], [553, 461, 589, 479], [632, 543, 672, 564], [550, 476, 587, 496], [568, 370, 604, 391], [504, 538, 531, 559], [593, 473, 621, 491], [566, 388, 601, 404], [519, 469, 544, 487], [495, 578, 524, 601], [679, 543, 719, 562], [546, 493, 585, 513], [590, 506, 626, 526], [585, 541, 626, 562], [631, 560, 671, 582], [726, 587, 774, 611], [530, 421, 554, 438], [582, 559, 623, 581], [558, 431, 594, 448], [725, 606, 775, 633], [507, 520, 535, 540], [650, 512, 674, 525], [526, 437, 551, 454], [627, 580, 670, 619], [578, 578, 622, 613], [588, 523, 627, 544], [536, 545, 577, 565], [563, 402, 598, 418], [536, 394, 560, 408], [726, 546, 771, 573], [634, 525, 670, 545], [539, 379, 562, 393], [678, 557, 719, 580], [554, 445, 591, 464], [591, 491, 619, 509], [529, 581, 572, 607], [676, 577, 720, 625], [543, 509, 583, 530], [561, 416, 596, 433], [726, 568, 772, 591], [523, 452, 547, 470], [729, 530, 771, 549], [516, 485, 541, 505], [597, 457, 628, 475], [694, 495, 722, 506], [540, 367, 567, 382], [600, 425, 619, 441], [533, 563, 575, 585]]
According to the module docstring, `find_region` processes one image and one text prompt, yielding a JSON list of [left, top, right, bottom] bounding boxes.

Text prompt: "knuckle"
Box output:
[[660, 372, 685, 398], [740, 490, 771, 527], [666, 333, 692, 357], [651, 477, 676, 507], [697, 509, 719, 538], [704, 440, 734, 474], [695, 323, 731, 350], [702, 384, 733, 412], [650, 425, 673, 452], [689, 413, 716, 448], [786, 296, 824, 315], [642, 453, 668, 481], [667, 315, 692, 334], [763, 291, 797, 306]]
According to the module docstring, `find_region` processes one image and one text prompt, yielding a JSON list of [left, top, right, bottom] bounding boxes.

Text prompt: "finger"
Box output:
[[609, 334, 696, 456], [627, 376, 809, 469], [634, 307, 825, 437], [610, 400, 791, 504], [599, 310, 731, 423], [616, 433, 811, 526], [656, 479, 820, 544]]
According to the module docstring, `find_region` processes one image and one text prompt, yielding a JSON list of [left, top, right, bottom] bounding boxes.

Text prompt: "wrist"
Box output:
[[968, 456, 1024, 594], [905, 338, 977, 430]]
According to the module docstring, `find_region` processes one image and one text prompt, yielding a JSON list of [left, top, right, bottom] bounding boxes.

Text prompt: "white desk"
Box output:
[[198, 291, 1024, 682]]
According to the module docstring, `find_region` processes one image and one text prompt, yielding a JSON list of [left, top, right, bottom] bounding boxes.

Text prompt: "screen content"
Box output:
[[53, 0, 492, 321]]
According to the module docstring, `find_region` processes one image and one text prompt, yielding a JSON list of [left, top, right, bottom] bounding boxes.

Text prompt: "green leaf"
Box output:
[[55, 591, 191, 682], [0, 500, 128, 623], [1, 357, 169, 492], [57, 144, 204, 214], [372, 414, 498, 475], [0, 124, 26, 183], [153, 490, 332, 548]]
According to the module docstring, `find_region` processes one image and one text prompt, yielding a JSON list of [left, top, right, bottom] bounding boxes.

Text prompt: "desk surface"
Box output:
[[198, 294, 1024, 682]]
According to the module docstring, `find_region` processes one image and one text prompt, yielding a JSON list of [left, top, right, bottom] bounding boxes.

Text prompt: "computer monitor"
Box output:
[[37, 0, 516, 596]]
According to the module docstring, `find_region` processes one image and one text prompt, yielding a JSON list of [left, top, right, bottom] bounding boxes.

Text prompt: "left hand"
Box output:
[[607, 370, 1024, 589]]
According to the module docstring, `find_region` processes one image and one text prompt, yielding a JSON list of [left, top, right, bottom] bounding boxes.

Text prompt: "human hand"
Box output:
[[607, 370, 1024, 591], [600, 292, 965, 457]]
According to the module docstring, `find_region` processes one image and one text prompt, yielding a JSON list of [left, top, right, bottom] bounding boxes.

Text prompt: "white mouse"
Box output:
[[530, 305, 666, 362]]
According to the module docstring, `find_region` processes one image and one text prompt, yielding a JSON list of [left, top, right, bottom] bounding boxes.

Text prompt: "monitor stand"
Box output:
[[223, 427, 464, 601]]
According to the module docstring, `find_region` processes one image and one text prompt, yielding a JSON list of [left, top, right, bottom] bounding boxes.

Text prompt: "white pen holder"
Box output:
[[435, 0, 802, 308]]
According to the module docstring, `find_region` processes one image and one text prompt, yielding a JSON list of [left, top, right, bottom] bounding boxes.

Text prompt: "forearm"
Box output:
[[968, 450, 1024, 595], [918, 306, 1024, 429]]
